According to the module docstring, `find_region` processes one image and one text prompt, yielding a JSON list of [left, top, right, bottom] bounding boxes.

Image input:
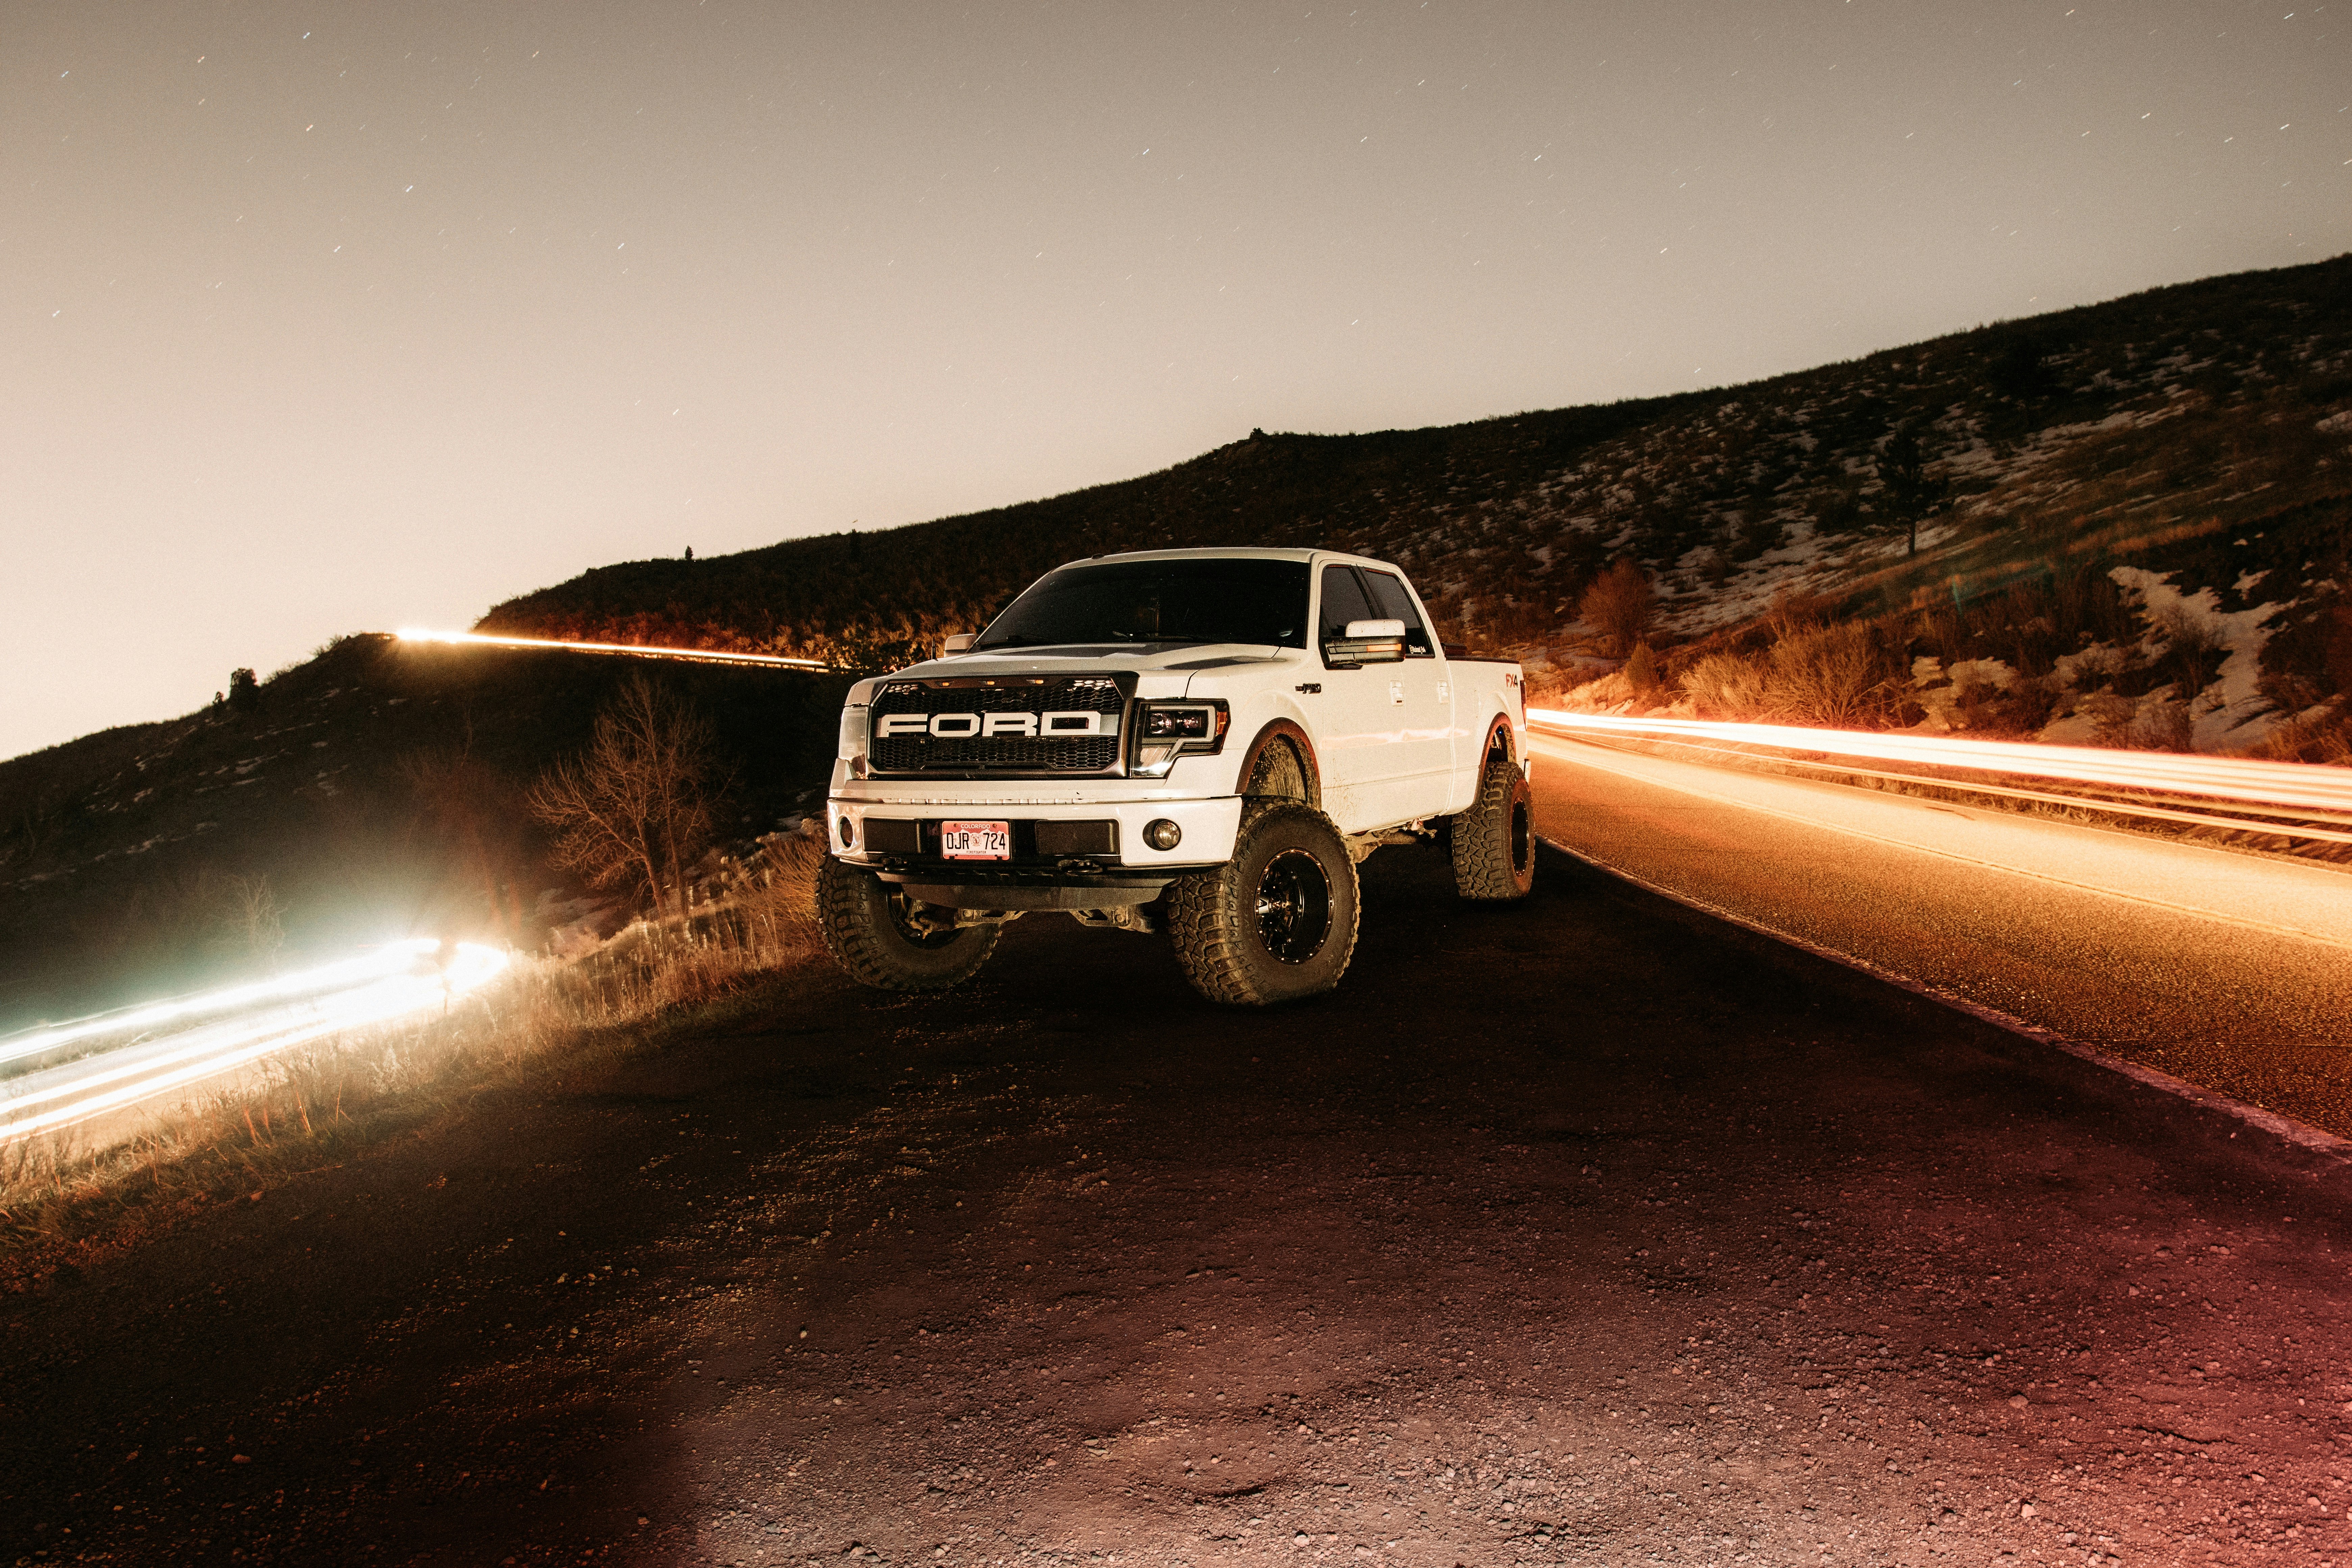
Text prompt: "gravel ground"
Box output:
[[5, 844, 2350, 1566]]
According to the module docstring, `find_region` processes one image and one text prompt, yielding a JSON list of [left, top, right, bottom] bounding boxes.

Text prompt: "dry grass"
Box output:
[[0, 833, 830, 1263], [1623, 624, 1892, 728], [1680, 651, 1768, 718], [2252, 703, 2352, 766]]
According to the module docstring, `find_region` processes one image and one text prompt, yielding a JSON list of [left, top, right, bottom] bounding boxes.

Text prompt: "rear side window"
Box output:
[[1359, 570, 1435, 657], [1317, 565, 1376, 643]]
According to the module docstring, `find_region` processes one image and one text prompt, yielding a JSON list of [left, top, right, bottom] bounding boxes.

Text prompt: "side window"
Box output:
[[1317, 565, 1376, 646], [1359, 570, 1435, 657]]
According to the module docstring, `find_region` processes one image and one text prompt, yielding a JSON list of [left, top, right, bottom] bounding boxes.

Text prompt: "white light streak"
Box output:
[[1526, 710, 2352, 817], [0, 942, 509, 1145], [396, 628, 829, 670], [0, 939, 439, 1068]]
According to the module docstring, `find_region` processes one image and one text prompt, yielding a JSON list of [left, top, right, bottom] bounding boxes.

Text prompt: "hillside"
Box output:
[[0, 640, 849, 1032], [482, 253, 2352, 758], [8, 254, 2349, 1028]]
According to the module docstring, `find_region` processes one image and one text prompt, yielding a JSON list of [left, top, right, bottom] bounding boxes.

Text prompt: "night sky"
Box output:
[[5, 1, 2346, 760]]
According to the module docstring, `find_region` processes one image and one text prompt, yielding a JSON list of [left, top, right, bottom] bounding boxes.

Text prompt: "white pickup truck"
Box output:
[[819, 547, 1532, 1004]]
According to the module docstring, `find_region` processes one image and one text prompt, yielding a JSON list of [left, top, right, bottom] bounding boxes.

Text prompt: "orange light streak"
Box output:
[[396, 628, 830, 670], [1525, 709, 2352, 817]]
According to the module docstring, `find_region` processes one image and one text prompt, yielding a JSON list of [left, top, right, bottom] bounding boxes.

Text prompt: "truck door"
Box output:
[[1313, 564, 1403, 832], [1356, 566, 1455, 822]]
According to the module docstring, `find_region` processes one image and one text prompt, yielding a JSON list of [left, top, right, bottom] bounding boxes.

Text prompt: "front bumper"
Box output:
[[825, 792, 1245, 878]]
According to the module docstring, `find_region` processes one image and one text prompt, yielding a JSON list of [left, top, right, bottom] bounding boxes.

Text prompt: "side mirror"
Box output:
[[1323, 618, 1407, 666], [940, 632, 976, 654]]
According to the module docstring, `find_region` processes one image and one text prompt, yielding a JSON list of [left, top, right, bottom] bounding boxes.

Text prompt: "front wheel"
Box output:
[[1166, 801, 1359, 1006], [1451, 747, 1535, 901], [816, 856, 999, 990]]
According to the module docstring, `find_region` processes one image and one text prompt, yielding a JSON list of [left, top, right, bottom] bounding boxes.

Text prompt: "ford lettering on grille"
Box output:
[[869, 676, 1128, 774]]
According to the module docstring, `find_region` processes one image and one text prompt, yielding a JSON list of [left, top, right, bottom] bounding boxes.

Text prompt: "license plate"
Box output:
[[938, 820, 1011, 860]]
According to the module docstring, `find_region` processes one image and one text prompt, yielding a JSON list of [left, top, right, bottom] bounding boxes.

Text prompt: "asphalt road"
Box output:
[[1528, 730, 2352, 1142], [6, 837, 2352, 1566]]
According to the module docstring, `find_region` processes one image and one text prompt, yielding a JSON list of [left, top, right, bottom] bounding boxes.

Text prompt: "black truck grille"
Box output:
[[868, 675, 1129, 775]]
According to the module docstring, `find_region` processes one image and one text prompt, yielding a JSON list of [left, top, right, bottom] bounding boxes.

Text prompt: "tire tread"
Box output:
[[816, 856, 999, 990], [1452, 748, 1534, 901], [1166, 801, 1358, 1005]]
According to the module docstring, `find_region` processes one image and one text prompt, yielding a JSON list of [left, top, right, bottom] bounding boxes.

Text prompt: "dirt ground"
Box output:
[[6, 843, 2351, 1566]]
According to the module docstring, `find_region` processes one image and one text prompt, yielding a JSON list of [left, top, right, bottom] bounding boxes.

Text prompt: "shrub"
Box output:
[[1683, 652, 1769, 718], [1578, 559, 1656, 658], [2251, 704, 2352, 765], [2113, 697, 2195, 753], [1624, 642, 1660, 693], [2151, 601, 2228, 697], [1765, 622, 1890, 728]]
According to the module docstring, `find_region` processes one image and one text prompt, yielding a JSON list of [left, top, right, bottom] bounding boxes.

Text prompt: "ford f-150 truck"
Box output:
[[819, 547, 1532, 1004]]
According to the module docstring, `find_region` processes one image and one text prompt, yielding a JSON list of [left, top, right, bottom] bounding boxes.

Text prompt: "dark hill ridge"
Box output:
[[479, 253, 2352, 673], [476, 396, 1691, 666]]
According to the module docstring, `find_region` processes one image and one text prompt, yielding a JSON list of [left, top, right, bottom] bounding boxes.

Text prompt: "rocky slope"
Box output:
[[479, 254, 2352, 756]]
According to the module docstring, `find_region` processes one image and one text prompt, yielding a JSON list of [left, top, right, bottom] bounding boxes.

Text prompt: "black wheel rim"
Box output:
[[1509, 796, 1532, 876], [1254, 848, 1332, 964], [887, 891, 963, 949]]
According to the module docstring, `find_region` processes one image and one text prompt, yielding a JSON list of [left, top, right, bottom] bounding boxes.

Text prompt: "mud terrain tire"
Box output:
[[1245, 737, 1309, 803], [1166, 801, 1359, 1006], [816, 856, 1000, 990], [1451, 747, 1535, 901]]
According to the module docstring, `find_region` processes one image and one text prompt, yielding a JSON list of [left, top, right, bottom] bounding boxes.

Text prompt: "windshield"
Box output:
[[975, 558, 1311, 650]]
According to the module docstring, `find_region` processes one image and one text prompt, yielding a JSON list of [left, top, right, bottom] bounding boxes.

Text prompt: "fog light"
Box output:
[[838, 815, 855, 848], [1144, 818, 1182, 851]]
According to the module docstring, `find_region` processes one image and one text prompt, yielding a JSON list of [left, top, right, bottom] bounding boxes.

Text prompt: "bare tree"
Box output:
[[220, 873, 286, 966], [1578, 558, 1656, 659], [528, 676, 722, 921]]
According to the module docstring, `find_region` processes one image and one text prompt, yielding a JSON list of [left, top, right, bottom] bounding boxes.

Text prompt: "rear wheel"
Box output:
[[816, 856, 999, 990], [1166, 801, 1359, 1005], [1451, 746, 1535, 901]]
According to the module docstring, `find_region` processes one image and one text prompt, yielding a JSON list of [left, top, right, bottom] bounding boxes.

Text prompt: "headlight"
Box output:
[[837, 704, 869, 771], [1129, 701, 1228, 777], [1142, 707, 1216, 740]]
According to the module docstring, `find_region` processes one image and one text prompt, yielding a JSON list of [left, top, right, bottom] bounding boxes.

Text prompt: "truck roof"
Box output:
[[1076, 546, 1396, 569]]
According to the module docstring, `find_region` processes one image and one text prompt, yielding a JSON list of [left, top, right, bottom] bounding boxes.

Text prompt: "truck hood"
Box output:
[[848, 643, 1303, 702]]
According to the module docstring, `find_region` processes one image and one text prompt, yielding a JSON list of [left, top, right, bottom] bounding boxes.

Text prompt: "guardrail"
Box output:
[[1525, 708, 2352, 850]]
